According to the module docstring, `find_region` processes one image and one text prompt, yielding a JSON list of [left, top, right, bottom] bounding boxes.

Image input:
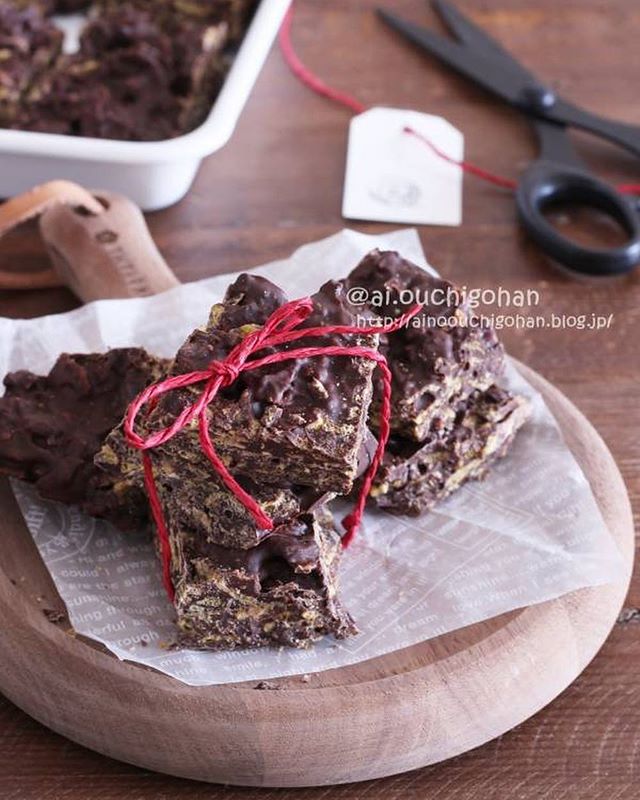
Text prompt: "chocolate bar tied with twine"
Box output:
[[0, 180, 423, 604], [123, 293, 422, 599]]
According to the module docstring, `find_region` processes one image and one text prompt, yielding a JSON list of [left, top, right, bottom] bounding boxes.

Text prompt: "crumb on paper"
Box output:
[[254, 681, 282, 691], [42, 608, 66, 624]]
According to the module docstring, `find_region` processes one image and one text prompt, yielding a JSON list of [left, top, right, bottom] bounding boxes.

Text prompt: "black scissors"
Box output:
[[378, 0, 640, 276]]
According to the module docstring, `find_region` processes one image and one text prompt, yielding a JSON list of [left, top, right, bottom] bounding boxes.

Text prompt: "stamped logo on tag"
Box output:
[[342, 107, 464, 226]]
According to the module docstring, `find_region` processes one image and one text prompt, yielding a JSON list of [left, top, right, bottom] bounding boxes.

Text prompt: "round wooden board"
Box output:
[[0, 363, 634, 788]]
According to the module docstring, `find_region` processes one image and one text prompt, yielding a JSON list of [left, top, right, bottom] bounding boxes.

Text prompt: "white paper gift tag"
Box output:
[[342, 107, 463, 226]]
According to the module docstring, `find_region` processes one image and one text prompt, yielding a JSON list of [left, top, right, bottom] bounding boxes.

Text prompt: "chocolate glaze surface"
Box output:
[[0, 348, 166, 529], [16, 4, 227, 140], [371, 384, 530, 515], [345, 250, 505, 441], [173, 507, 357, 650], [2, 0, 260, 141], [155, 272, 377, 495], [0, 3, 62, 124]]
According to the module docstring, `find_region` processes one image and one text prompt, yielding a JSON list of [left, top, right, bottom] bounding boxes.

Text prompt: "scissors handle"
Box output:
[[515, 161, 640, 276]]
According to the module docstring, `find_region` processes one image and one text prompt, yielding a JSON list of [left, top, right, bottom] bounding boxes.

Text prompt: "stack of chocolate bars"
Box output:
[[96, 273, 374, 649], [0, 0, 257, 140], [0, 250, 529, 651], [343, 250, 530, 516]]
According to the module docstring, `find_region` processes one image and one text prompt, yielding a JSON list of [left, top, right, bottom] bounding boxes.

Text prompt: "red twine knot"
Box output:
[[210, 360, 241, 386], [124, 296, 422, 600]]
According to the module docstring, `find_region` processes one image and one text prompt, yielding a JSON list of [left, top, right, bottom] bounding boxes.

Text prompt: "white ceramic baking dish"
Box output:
[[0, 0, 290, 210]]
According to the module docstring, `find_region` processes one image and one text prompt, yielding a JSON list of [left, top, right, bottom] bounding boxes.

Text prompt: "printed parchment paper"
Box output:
[[1, 229, 624, 685]]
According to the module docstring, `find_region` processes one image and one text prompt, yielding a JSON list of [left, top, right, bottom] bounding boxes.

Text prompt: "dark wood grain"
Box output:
[[0, 0, 638, 797]]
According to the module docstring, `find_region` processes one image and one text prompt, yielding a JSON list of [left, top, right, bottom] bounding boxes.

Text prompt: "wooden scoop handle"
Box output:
[[0, 181, 180, 300], [0, 180, 104, 237], [0, 181, 105, 291], [39, 191, 180, 302]]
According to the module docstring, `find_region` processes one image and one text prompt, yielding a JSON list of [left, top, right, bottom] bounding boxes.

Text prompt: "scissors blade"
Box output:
[[377, 6, 540, 108], [433, 0, 533, 79]]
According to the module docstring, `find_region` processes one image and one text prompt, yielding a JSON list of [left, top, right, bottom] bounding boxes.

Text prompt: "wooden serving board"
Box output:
[[0, 362, 633, 788]]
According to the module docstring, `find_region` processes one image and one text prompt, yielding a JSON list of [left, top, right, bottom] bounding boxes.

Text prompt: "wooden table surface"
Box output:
[[1, 1, 639, 797]]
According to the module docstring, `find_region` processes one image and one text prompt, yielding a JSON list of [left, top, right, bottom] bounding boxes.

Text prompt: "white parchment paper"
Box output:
[[2, 229, 624, 685]]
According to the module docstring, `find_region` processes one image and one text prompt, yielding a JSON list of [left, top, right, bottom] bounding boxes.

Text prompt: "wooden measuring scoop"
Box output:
[[0, 181, 179, 301]]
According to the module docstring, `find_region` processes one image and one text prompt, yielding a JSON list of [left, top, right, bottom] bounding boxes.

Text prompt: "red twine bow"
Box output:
[[124, 297, 422, 601]]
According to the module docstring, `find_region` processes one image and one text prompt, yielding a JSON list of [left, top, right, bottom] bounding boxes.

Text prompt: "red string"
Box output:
[[617, 183, 640, 194], [278, 4, 640, 196], [124, 297, 423, 600], [278, 4, 366, 116], [402, 126, 517, 190]]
